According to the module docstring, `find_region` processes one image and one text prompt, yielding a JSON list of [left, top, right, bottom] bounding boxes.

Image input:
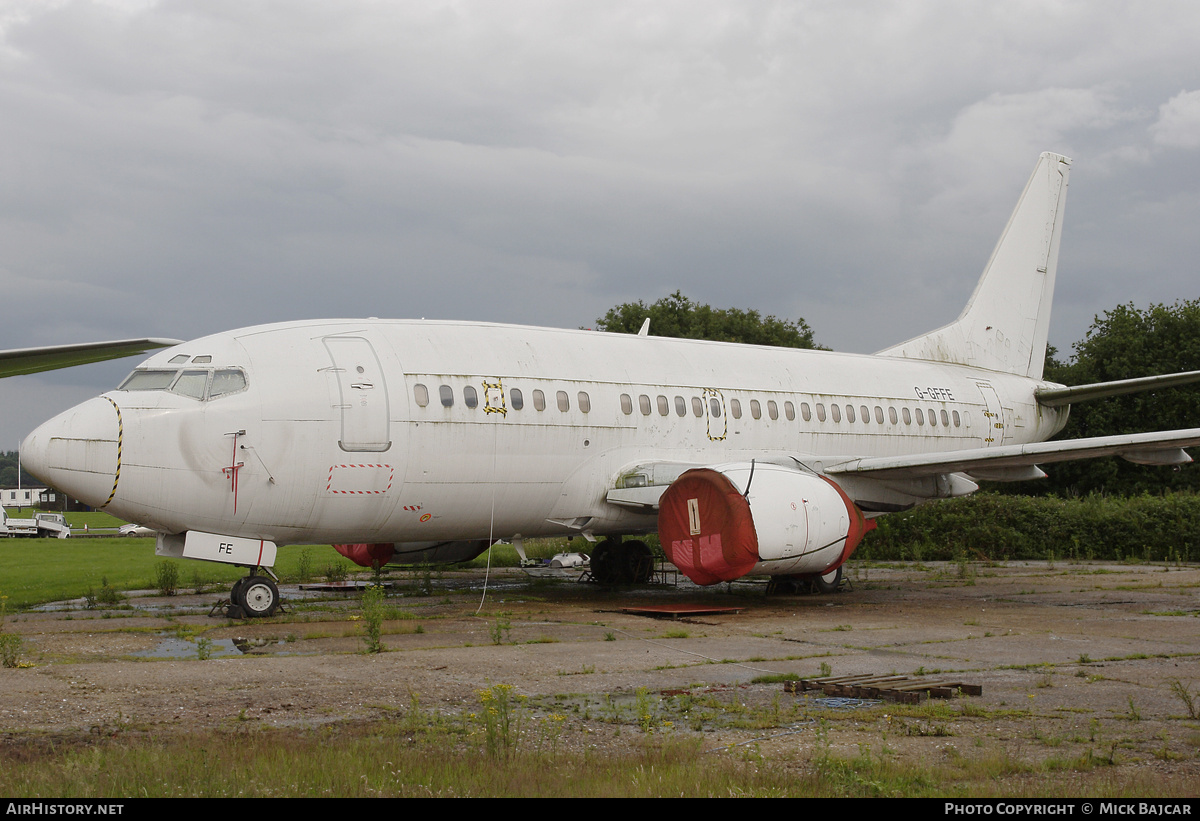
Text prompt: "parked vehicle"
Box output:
[[0, 509, 71, 538]]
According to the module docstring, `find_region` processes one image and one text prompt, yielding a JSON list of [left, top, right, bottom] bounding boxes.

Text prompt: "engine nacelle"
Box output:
[[657, 462, 873, 586]]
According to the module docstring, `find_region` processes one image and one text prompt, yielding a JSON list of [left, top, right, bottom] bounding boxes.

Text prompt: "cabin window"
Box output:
[[928, 408, 937, 427], [845, 405, 855, 423], [784, 401, 795, 421], [533, 389, 546, 411], [511, 388, 524, 410], [767, 400, 779, 420], [903, 407, 912, 425], [816, 403, 826, 422], [874, 406, 884, 424], [709, 398, 722, 418], [831, 404, 842, 423], [464, 386, 478, 409], [730, 398, 742, 419], [963, 411, 972, 427], [801, 402, 811, 421], [941, 409, 950, 427], [557, 391, 570, 412], [952, 410, 961, 427], [414, 384, 429, 407], [750, 399, 761, 420], [888, 406, 898, 425], [860, 405, 870, 423], [675, 396, 687, 416], [439, 385, 454, 407], [620, 394, 633, 414], [657, 395, 669, 416], [915, 408, 924, 425], [691, 397, 703, 417], [578, 392, 591, 413], [639, 394, 651, 415]]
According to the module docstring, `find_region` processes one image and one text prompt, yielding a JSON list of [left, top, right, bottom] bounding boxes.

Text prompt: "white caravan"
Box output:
[[20, 153, 1200, 616]]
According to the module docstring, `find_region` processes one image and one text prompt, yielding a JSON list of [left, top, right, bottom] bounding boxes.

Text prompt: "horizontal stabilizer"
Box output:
[[1036, 370, 1200, 407]]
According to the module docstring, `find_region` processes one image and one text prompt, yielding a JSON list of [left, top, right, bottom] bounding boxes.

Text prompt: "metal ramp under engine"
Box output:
[[619, 604, 745, 619], [785, 673, 982, 704]]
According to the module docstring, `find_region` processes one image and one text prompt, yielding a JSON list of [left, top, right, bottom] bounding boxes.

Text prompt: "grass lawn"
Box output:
[[0, 540, 362, 610], [0, 534, 618, 611]]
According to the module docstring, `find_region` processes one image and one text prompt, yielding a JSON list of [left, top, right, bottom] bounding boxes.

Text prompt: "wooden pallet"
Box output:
[[784, 673, 982, 704]]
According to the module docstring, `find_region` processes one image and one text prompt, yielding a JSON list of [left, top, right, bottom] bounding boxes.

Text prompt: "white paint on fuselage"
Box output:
[[49, 318, 1066, 546]]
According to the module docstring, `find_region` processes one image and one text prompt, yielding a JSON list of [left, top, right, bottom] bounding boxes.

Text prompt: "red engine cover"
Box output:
[[657, 468, 760, 586], [333, 543, 396, 568]]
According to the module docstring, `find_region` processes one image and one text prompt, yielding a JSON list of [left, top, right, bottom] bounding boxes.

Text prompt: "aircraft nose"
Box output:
[[21, 396, 122, 509]]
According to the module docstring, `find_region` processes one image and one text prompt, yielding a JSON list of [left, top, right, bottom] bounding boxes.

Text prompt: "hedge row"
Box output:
[[858, 491, 1200, 563]]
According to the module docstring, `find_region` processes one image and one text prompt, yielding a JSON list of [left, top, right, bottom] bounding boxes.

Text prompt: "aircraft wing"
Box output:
[[0, 338, 181, 378], [825, 428, 1200, 480]]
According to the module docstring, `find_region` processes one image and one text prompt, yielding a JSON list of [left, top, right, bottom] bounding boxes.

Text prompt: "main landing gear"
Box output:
[[228, 569, 282, 618], [766, 565, 845, 596], [589, 538, 655, 585]]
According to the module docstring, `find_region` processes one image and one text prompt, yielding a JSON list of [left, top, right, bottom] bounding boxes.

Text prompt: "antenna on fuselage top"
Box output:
[[637, 318, 650, 336]]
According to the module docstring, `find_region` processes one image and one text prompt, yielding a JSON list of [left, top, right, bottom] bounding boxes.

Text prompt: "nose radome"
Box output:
[[21, 396, 122, 509]]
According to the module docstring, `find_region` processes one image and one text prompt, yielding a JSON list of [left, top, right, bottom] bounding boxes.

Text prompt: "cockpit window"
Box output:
[[171, 370, 210, 399], [209, 369, 247, 398], [118, 367, 248, 401], [119, 370, 179, 391]]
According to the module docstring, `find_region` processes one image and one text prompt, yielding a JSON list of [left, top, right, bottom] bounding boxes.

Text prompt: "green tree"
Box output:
[[1039, 300, 1200, 496], [0, 452, 37, 488], [596, 291, 822, 349]]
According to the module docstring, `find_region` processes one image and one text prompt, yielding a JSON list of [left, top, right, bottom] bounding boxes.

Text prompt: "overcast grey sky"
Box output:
[[3, 0, 1199, 448]]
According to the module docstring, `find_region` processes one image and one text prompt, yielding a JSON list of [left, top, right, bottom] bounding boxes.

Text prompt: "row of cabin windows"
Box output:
[[621, 393, 721, 419], [412, 383, 592, 414], [413, 382, 963, 430], [619, 393, 965, 429]]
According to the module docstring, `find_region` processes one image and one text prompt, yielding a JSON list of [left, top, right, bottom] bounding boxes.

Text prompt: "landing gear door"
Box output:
[[323, 336, 392, 453]]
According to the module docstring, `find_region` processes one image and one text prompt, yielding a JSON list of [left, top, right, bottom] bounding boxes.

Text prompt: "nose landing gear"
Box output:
[[589, 538, 655, 585], [227, 569, 282, 618]]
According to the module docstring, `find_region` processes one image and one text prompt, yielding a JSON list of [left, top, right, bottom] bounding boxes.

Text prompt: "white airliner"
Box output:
[[20, 153, 1200, 616]]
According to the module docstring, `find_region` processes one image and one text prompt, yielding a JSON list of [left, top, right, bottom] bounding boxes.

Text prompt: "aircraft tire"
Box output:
[[590, 539, 625, 585], [813, 565, 843, 594], [623, 540, 654, 584], [239, 576, 280, 617]]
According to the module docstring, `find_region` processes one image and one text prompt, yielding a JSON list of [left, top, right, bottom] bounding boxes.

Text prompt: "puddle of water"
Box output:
[[132, 633, 302, 659]]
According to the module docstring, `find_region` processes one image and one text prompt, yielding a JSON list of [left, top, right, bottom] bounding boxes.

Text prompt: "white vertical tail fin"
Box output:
[[877, 152, 1071, 379]]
